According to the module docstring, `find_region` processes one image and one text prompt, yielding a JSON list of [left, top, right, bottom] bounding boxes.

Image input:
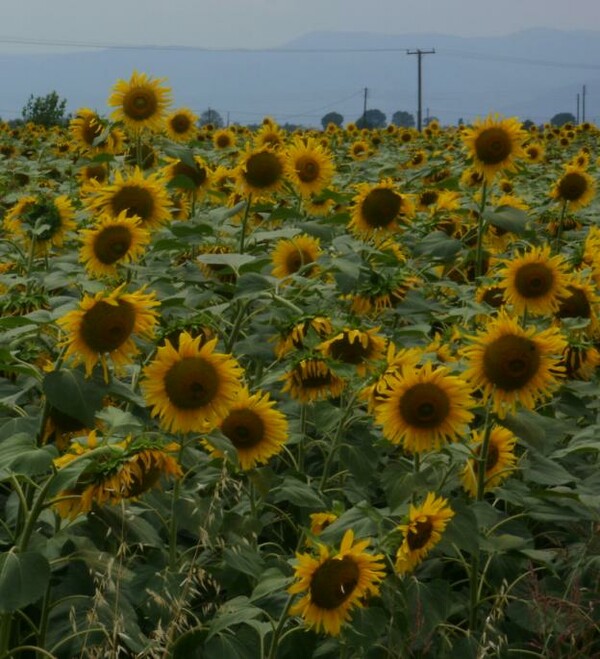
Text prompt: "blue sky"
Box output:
[[2, 0, 600, 52]]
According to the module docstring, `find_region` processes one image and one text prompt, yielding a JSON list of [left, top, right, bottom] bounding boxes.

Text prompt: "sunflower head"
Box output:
[[109, 70, 172, 133], [349, 179, 414, 238], [165, 108, 198, 142], [281, 357, 345, 403], [284, 136, 335, 197], [235, 145, 286, 199], [461, 426, 517, 497], [271, 234, 321, 280], [551, 164, 595, 210]]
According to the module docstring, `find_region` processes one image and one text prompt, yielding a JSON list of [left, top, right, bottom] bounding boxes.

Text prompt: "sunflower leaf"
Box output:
[[0, 550, 50, 613], [484, 205, 529, 235], [42, 368, 106, 428]]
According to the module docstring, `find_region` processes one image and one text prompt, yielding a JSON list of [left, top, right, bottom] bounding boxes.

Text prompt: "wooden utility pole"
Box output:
[[407, 49, 435, 131], [362, 87, 368, 127], [582, 84, 587, 123]]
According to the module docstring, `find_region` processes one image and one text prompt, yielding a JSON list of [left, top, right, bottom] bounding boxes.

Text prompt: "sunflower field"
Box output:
[[0, 71, 599, 658]]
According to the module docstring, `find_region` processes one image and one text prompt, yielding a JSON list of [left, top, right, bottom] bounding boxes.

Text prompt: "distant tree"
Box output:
[[356, 109, 386, 129], [321, 111, 344, 129], [457, 117, 464, 126], [424, 116, 440, 127], [391, 110, 415, 128], [21, 91, 67, 127], [550, 112, 576, 127], [199, 108, 224, 128], [522, 119, 535, 130]]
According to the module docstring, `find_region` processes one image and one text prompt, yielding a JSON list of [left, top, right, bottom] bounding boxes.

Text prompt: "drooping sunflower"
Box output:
[[162, 155, 212, 200], [462, 115, 527, 182], [375, 362, 475, 454], [288, 529, 386, 636], [349, 179, 414, 238], [86, 167, 172, 230], [271, 234, 322, 280], [108, 70, 172, 133], [204, 388, 288, 470], [274, 316, 333, 359], [281, 357, 346, 403], [550, 163, 595, 210], [57, 285, 159, 378], [462, 310, 566, 418], [394, 492, 454, 575], [53, 432, 182, 519], [164, 107, 198, 143], [79, 211, 151, 279], [555, 278, 599, 332], [461, 426, 518, 497], [284, 136, 335, 197], [3, 194, 76, 251], [141, 332, 243, 434], [235, 144, 286, 200], [319, 327, 387, 376], [559, 344, 600, 380], [498, 245, 570, 316]]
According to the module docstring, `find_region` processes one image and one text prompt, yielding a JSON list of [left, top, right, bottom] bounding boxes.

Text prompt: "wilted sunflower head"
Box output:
[[109, 70, 172, 133], [281, 357, 345, 403]]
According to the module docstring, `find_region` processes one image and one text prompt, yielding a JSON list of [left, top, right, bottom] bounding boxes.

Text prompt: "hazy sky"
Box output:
[[2, 0, 600, 52]]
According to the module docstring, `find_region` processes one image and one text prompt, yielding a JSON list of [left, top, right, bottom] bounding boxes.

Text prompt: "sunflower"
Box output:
[[555, 279, 599, 331], [141, 332, 243, 434], [349, 179, 414, 238], [318, 327, 387, 376], [284, 136, 334, 197], [69, 108, 111, 152], [57, 285, 159, 378], [165, 107, 198, 143], [524, 142, 545, 163], [461, 426, 518, 497], [559, 344, 600, 380], [462, 115, 527, 182], [309, 512, 338, 538], [254, 122, 286, 149], [281, 358, 346, 403], [203, 388, 288, 470], [235, 145, 286, 200], [108, 70, 172, 133], [212, 128, 237, 150], [550, 164, 595, 210], [274, 316, 333, 359], [53, 433, 182, 519], [348, 140, 370, 160], [271, 234, 321, 280], [395, 493, 454, 575], [375, 362, 474, 454], [498, 245, 570, 316], [304, 194, 336, 217], [79, 211, 151, 279], [86, 167, 172, 230], [77, 163, 109, 190], [3, 194, 76, 251], [162, 155, 212, 200], [462, 310, 566, 418], [288, 529, 385, 636]]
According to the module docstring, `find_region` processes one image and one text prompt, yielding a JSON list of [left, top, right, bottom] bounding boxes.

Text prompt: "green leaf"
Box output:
[[0, 550, 50, 612], [250, 568, 292, 602], [196, 253, 256, 270], [484, 205, 529, 235], [411, 231, 462, 260], [272, 476, 325, 508], [43, 369, 106, 427], [522, 451, 574, 485], [207, 596, 264, 640], [10, 444, 56, 476], [222, 546, 265, 578]]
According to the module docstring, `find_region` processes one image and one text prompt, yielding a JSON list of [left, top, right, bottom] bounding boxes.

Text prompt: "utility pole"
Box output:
[[362, 87, 368, 127], [582, 84, 587, 123], [407, 48, 435, 131], [577, 93, 580, 124]]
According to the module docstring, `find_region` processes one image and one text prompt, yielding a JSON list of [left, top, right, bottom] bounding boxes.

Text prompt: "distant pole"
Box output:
[[227, 111, 230, 127], [582, 84, 587, 123], [577, 93, 580, 124], [407, 48, 435, 131], [362, 87, 368, 127]]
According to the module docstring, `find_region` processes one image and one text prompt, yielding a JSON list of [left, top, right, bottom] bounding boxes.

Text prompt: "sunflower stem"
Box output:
[[266, 594, 295, 659], [24, 234, 37, 297], [297, 404, 308, 473], [168, 476, 181, 571], [553, 199, 568, 253], [239, 194, 253, 254], [319, 392, 357, 491], [475, 406, 494, 503], [474, 179, 488, 279]]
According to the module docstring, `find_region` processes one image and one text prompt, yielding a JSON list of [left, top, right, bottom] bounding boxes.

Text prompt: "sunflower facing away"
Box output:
[[319, 327, 387, 376], [204, 388, 288, 470], [498, 245, 570, 316], [284, 136, 335, 197], [86, 167, 172, 230], [550, 163, 595, 210], [288, 529, 386, 636], [395, 492, 454, 575], [53, 432, 182, 519], [274, 316, 333, 359], [271, 234, 322, 280], [462, 310, 566, 418], [57, 285, 159, 378], [141, 332, 243, 434], [235, 144, 286, 200], [108, 70, 172, 133], [349, 179, 414, 238], [162, 155, 212, 200], [79, 210, 150, 279], [281, 357, 346, 403], [462, 115, 527, 182], [165, 107, 198, 143]]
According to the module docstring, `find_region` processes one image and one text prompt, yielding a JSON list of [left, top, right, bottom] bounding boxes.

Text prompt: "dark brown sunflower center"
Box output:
[[473, 440, 500, 474], [399, 383, 450, 428], [513, 262, 554, 299], [244, 152, 284, 189], [557, 172, 588, 201], [420, 190, 439, 206], [80, 300, 136, 353], [110, 185, 155, 222], [84, 164, 108, 184], [170, 114, 192, 134], [483, 334, 540, 391], [296, 362, 332, 389], [407, 518, 433, 550], [82, 117, 103, 145], [215, 134, 232, 148], [164, 357, 219, 410], [172, 161, 208, 188], [556, 286, 591, 319], [482, 287, 505, 308], [23, 201, 62, 241], [309, 556, 360, 610], [328, 333, 370, 364], [221, 409, 265, 449], [474, 127, 513, 165], [93, 225, 133, 265], [361, 188, 402, 228], [285, 249, 315, 275], [295, 155, 320, 183], [123, 89, 159, 121]]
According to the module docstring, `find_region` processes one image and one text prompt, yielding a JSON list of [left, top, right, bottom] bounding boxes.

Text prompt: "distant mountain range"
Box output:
[[1, 28, 598, 127]]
